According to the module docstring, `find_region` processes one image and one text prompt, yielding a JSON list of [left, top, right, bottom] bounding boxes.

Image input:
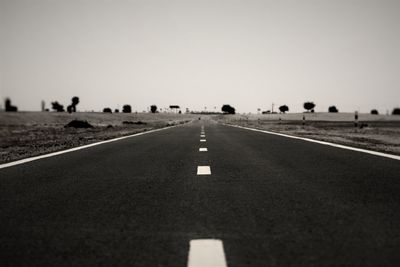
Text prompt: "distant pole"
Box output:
[[41, 100, 45, 112], [354, 111, 358, 127], [302, 114, 306, 126], [272, 103, 274, 113]]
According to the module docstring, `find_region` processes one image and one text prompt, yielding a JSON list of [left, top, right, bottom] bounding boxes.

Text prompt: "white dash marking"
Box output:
[[200, 134, 206, 138], [199, 148, 208, 152], [200, 139, 206, 142], [188, 239, 227, 267], [197, 166, 211, 175]]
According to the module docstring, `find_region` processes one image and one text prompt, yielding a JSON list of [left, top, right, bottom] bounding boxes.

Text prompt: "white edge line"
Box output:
[[224, 123, 400, 161], [0, 125, 180, 170]]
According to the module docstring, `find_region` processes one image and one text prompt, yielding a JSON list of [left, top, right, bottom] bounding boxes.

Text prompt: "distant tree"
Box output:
[[103, 108, 112, 113], [5, 98, 18, 112], [262, 110, 271, 114], [51, 101, 65, 112], [114, 109, 119, 113], [72, 96, 79, 106], [169, 105, 180, 113], [393, 108, 400, 115], [370, 109, 379, 115], [150, 105, 158, 113], [221, 104, 236, 114], [328, 106, 339, 113], [122, 105, 132, 113], [304, 102, 316, 112], [67, 96, 80, 113], [279, 105, 289, 113]]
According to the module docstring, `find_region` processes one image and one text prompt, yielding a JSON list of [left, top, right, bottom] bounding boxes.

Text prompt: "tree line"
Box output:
[[2, 97, 400, 115]]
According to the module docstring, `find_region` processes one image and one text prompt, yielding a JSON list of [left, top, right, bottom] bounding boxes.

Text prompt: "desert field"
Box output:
[[215, 112, 400, 156], [0, 112, 198, 164]]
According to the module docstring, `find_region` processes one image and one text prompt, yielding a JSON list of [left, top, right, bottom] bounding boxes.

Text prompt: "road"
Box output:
[[1, 119, 400, 266]]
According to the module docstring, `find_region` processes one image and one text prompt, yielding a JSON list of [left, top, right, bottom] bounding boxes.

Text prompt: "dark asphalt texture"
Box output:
[[1, 119, 400, 266]]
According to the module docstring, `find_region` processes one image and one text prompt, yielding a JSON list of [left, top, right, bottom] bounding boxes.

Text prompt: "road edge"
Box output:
[[223, 123, 400, 161], [0, 124, 183, 170]]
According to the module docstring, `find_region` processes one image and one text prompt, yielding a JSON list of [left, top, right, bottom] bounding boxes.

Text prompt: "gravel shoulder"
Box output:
[[215, 113, 400, 156], [0, 112, 197, 164]]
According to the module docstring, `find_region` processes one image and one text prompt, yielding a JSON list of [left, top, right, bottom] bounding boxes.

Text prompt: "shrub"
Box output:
[[393, 108, 400, 115], [114, 109, 119, 113], [370, 109, 379, 115], [51, 101, 65, 112], [150, 105, 158, 113], [279, 105, 289, 113], [304, 102, 316, 112], [64, 120, 93, 128], [328, 106, 338, 113], [103, 108, 112, 113], [5, 98, 18, 112], [122, 105, 132, 113], [221, 104, 236, 114]]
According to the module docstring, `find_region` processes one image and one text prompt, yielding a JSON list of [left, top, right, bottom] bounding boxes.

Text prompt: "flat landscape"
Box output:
[[0, 112, 197, 164], [1, 120, 400, 266], [216, 113, 400, 156]]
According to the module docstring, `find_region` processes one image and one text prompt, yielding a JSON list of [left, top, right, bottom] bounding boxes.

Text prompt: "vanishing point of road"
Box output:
[[1, 119, 400, 266]]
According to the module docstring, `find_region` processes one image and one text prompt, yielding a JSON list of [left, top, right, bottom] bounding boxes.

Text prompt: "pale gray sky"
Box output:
[[1, 0, 399, 113]]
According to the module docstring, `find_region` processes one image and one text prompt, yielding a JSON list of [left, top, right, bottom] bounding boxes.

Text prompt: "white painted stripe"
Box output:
[[199, 148, 208, 152], [225, 124, 400, 161], [188, 239, 227, 267], [197, 166, 211, 175], [0, 125, 180, 170], [200, 134, 206, 137], [200, 139, 206, 142]]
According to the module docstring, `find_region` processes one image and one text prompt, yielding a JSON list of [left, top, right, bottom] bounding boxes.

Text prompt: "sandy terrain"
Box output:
[[215, 113, 400, 156], [0, 112, 197, 164]]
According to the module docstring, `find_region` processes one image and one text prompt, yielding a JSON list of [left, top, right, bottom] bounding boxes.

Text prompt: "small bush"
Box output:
[[393, 108, 400, 115], [64, 120, 93, 128], [123, 105, 132, 113], [221, 104, 235, 114], [5, 98, 18, 112], [103, 108, 112, 113], [328, 106, 338, 113], [150, 105, 157, 113], [52, 101, 65, 112], [370, 109, 379, 115]]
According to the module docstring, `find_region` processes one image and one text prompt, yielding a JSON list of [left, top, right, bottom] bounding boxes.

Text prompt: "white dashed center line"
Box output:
[[187, 239, 227, 267], [200, 139, 206, 142], [197, 166, 211, 175], [200, 134, 206, 137], [199, 148, 208, 152]]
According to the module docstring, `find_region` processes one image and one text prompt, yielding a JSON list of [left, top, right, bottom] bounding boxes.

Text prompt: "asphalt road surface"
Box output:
[[1, 119, 400, 266]]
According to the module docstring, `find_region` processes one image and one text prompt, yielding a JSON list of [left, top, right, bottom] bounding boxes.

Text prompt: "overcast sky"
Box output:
[[1, 0, 399, 113]]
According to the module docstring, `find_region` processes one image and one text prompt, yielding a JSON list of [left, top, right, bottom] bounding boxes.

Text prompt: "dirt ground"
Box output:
[[0, 112, 197, 164], [215, 113, 400, 156]]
